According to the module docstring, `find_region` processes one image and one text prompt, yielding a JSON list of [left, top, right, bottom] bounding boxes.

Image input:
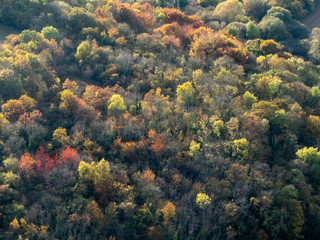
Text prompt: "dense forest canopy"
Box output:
[[1, 0, 320, 239]]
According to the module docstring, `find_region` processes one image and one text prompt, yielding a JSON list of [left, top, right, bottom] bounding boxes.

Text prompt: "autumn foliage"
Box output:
[[161, 8, 204, 26], [35, 146, 57, 173], [18, 153, 36, 175], [111, 2, 155, 32], [141, 168, 156, 184], [18, 146, 79, 175], [1, 0, 320, 239], [190, 29, 248, 63], [147, 129, 166, 156], [59, 146, 79, 164], [1, 100, 26, 122]]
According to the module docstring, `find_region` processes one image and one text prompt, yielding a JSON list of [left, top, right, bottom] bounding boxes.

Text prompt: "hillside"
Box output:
[[0, 24, 18, 43], [303, 4, 320, 29], [1, 0, 320, 239]]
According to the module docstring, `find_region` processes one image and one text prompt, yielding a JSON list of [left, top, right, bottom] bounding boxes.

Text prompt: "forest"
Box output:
[[1, 0, 320, 239]]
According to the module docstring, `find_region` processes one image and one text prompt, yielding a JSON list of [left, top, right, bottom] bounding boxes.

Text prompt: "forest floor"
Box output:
[[0, 23, 19, 43], [303, 6, 320, 29]]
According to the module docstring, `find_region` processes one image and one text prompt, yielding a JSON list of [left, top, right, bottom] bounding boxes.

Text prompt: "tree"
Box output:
[[113, 138, 147, 162], [85, 200, 105, 225], [266, 6, 292, 22], [41, 26, 60, 41], [243, 0, 267, 20], [83, 138, 104, 157], [108, 94, 126, 117], [243, 91, 257, 107], [196, 193, 212, 208], [267, 185, 304, 239], [78, 158, 114, 205], [190, 29, 248, 63], [19, 95, 36, 112], [18, 153, 36, 175], [2, 99, 26, 122], [286, 19, 309, 39], [47, 167, 76, 198], [274, 0, 312, 19], [177, 81, 196, 107], [78, 158, 111, 189], [67, 7, 96, 32], [161, 8, 202, 25], [161, 202, 176, 223], [309, 28, 320, 63], [197, 0, 220, 8], [9, 218, 20, 231], [156, 0, 167, 7], [59, 146, 79, 165], [63, 79, 78, 94], [141, 88, 171, 130], [246, 21, 260, 39], [19, 110, 43, 124], [35, 146, 57, 173], [147, 130, 166, 157], [258, 16, 289, 41], [19, 30, 41, 43], [296, 147, 320, 186], [78, 161, 95, 183], [296, 147, 320, 164], [232, 138, 251, 164], [3, 156, 19, 171], [93, 158, 111, 189], [256, 75, 282, 99], [0, 112, 9, 129], [213, 119, 225, 137], [141, 168, 156, 184], [310, 86, 320, 105], [60, 89, 74, 111], [213, 0, 246, 24], [225, 202, 240, 218], [306, 115, 320, 146], [3, 171, 21, 188], [189, 140, 201, 156], [227, 117, 239, 139], [83, 85, 113, 114], [260, 39, 283, 55], [52, 127, 70, 147], [0, 69, 23, 100], [75, 41, 92, 65]]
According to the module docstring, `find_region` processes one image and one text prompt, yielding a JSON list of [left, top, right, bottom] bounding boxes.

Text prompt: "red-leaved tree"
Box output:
[[59, 145, 79, 164], [35, 146, 57, 173]]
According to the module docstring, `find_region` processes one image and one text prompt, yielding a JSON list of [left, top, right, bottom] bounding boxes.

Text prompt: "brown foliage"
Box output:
[[141, 168, 155, 184], [112, 2, 155, 32], [18, 110, 43, 124], [162, 35, 182, 49], [59, 146, 79, 165], [147, 129, 166, 156], [63, 78, 78, 93], [161, 8, 204, 26], [190, 29, 248, 63], [83, 85, 113, 113], [73, 97, 101, 122], [161, 201, 176, 223], [2, 99, 26, 122], [141, 88, 171, 118], [156, 22, 183, 37], [85, 200, 105, 225], [113, 137, 147, 162], [147, 226, 165, 240], [18, 153, 36, 175]]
